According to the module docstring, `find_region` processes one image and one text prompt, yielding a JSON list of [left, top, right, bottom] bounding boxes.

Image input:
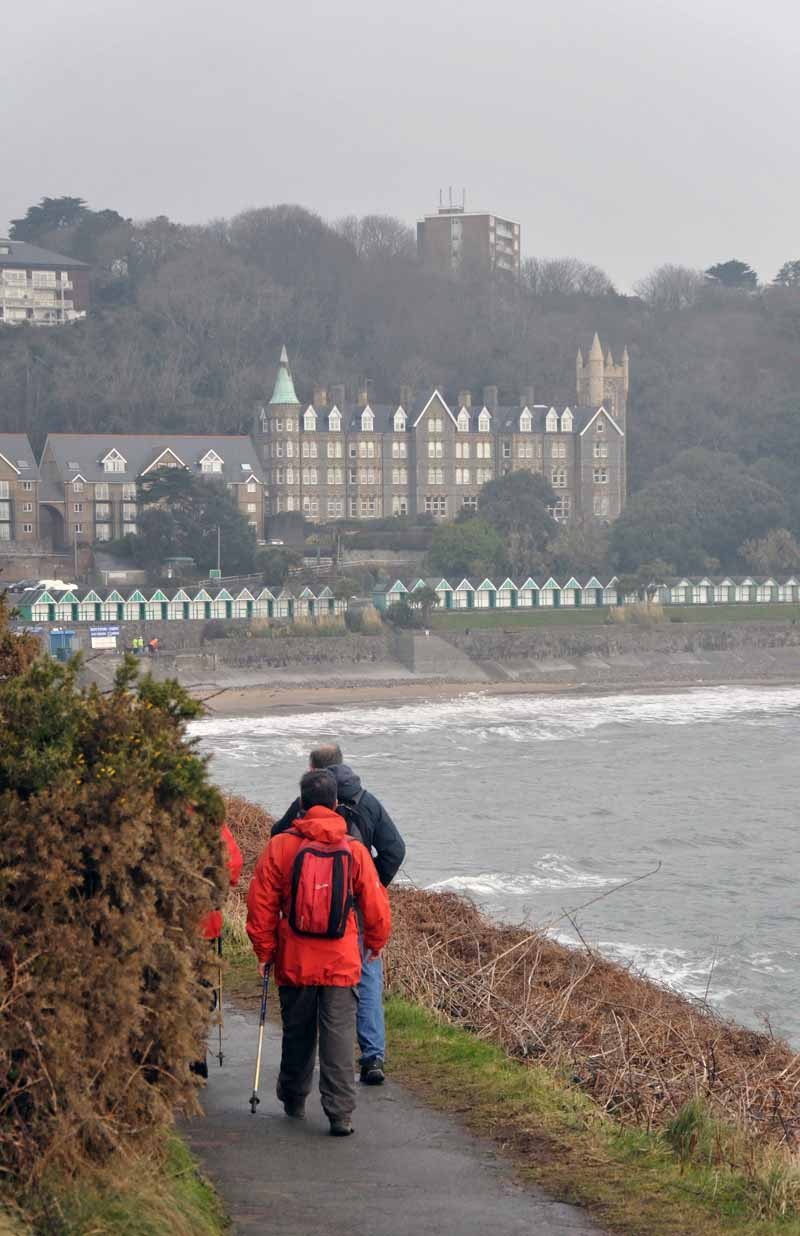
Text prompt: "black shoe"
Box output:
[[360, 1057, 385, 1086], [329, 1117, 354, 1137], [283, 1099, 306, 1119]]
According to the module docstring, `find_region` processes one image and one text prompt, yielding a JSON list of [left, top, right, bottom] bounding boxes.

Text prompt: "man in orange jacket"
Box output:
[[201, 823, 243, 942], [246, 768, 391, 1136]]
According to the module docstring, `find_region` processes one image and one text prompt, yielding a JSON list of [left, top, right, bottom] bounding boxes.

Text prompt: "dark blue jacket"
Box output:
[[271, 763, 406, 887]]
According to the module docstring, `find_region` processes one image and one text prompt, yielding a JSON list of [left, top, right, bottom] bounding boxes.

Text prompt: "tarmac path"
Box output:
[[184, 1001, 605, 1236]]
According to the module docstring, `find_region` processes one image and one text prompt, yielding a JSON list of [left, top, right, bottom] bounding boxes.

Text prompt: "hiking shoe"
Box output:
[[360, 1057, 385, 1086], [329, 1117, 354, 1137], [282, 1099, 306, 1119]]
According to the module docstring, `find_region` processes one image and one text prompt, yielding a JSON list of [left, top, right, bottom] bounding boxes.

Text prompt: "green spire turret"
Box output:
[[269, 345, 299, 405]]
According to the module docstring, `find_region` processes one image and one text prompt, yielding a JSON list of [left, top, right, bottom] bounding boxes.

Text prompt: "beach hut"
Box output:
[[101, 589, 125, 621], [734, 577, 755, 603], [670, 578, 691, 605], [77, 590, 102, 622], [691, 578, 713, 605], [252, 587, 275, 619], [315, 585, 335, 617], [778, 577, 799, 603], [430, 578, 454, 610], [296, 586, 316, 619], [30, 590, 55, 622], [474, 579, 497, 609], [495, 578, 518, 609], [539, 577, 561, 607], [602, 577, 619, 606], [756, 578, 778, 603], [209, 588, 233, 619], [232, 588, 254, 619], [372, 579, 407, 611], [120, 589, 146, 622], [518, 577, 539, 608], [188, 588, 211, 620], [452, 578, 475, 609], [166, 588, 191, 620], [274, 587, 295, 620], [560, 577, 582, 607], [53, 591, 79, 622], [581, 577, 603, 607], [711, 577, 735, 604], [144, 588, 169, 620]]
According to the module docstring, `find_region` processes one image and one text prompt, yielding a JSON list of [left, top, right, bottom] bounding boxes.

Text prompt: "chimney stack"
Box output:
[[357, 383, 370, 408], [330, 383, 345, 409], [521, 384, 534, 408], [482, 384, 498, 412], [399, 384, 413, 408], [458, 389, 472, 409], [313, 384, 327, 410]]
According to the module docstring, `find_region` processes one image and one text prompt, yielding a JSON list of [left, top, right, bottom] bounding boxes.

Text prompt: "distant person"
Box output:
[[148, 636, 159, 658], [272, 743, 405, 1085], [247, 769, 391, 1136]]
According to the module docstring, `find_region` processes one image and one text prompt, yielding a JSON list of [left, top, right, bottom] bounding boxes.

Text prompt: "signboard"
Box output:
[[90, 625, 120, 650]]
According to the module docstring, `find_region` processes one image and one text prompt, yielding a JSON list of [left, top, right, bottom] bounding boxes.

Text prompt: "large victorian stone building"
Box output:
[[255, 335, 628, 525]]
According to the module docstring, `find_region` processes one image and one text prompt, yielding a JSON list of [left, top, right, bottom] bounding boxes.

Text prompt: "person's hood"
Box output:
[[292, 804, 347, 843], [331, 763, 362, 800]]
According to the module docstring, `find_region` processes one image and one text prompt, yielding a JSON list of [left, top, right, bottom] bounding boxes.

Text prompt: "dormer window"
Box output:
[[247, 479, 257, 493], [457, 408, 470, 432], [361, 407, 374, 432], [561, 409, 573, 432], [200, 450, 224, 474], [328, 409, 342, 432], [393, 409, 406, 432], [545, 409, 559, 433], [478, 410, 491, 433], [520, 410, 532, 432], [102, 449, 126, 474], [304, 407, 317, 431], [596, 419, 605, 433]]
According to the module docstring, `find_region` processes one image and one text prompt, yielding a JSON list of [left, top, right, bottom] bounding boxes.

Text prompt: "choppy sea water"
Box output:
[[190, 685, 800, 1044]]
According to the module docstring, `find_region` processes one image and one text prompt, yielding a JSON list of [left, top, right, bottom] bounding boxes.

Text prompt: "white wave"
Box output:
[[593, 939, 735, 1003], [427, 856, 618, 896], [191, 684, 800, 747]]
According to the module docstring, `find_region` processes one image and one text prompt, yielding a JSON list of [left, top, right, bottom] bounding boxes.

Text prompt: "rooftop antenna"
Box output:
[[462, 187, 466, 210], [439, 187, 443, 209], [449, 185, 453, 209]]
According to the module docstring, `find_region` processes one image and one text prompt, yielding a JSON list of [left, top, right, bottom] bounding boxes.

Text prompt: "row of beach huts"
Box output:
[[12, 574, 800, 626]]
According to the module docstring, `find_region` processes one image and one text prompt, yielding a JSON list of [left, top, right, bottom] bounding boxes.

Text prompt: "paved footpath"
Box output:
[[184, 1002, 605, 1236]]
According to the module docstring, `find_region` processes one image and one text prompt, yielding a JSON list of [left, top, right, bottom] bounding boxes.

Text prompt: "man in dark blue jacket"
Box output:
[[272, 743, 405, 1084]]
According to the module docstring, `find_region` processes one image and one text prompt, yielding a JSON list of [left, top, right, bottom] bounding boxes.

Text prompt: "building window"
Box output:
[[286, 495, 296, 511], [428, 416, 443, 434], [74, 523, 83, 534], [476, 468, 493, 485], [549, 496, 571, 521], [424, 495, 448, 515], [349, 497, 358, 516], [476, 442, 492, 459], [520, 411, 532, 431], [478, 412, 491, 433], [545, 410, 558, 432], [427, 467, 444, 485], [22, 502, 33, 513], [593, 467, 608, 484], [349, 468, 357, 484], [327, 498, 344, 517], [247, 479, 257, 493], [95, 503, 111, 518], [286, 468, 295, 484], [304, 408, 317, 431], [103, 450, 126, 473], [0, 524, 9, 541], [302, 496, 319, 515], [73, 502, 83, 513], [551, 441, 566, 458], [328, 410, 341, 432], [123, 504, 137, 520], [73, 480, 84, 493], [350, 444, 358, 459], [457, 409, 470, 432], [94, 482, 109, 499], [361, 409, 374, 431], [593, 441, 609, 458], [201, 453, 223, 473], [285, 419, 294, 432], [274, 418, 284, 432], [32, 270, 56, 287], [391, 467, 408, 486], [502, 442, 511, 458], [455, 467, 471, 485], [95, 524, 111, 541], [359, 468, 376, 485], [462, 495, 478, 511], [392, 496, 409, 516], [360, 497, 378, 515], [518, 443, 533, 459], [246, 503, 257, 513], [593, 495, 610, 517], [286, 442, 294, 458], [393, 409, 406, 431], [428, 440, 443, 459], [596, 419, 605, 433], [22, 480, 33, 492], [275, 468, 284, 484], [274, 443, 284, 458], [392, 440, 407, 459], [551, 469, 567, 488], [22, 523, 33, 534]]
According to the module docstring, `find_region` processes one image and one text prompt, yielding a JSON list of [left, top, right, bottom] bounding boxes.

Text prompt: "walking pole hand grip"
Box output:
[[249, 966, 270, 1115]]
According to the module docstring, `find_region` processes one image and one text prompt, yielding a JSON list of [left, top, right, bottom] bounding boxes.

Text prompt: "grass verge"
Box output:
[[431, 603, 800, 630], [385, 997, 800, 1236], [2, 1134, 228, 1236]]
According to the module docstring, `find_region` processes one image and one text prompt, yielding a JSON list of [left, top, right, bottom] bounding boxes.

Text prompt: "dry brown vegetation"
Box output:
[[385, 887, 800, 1151], [221, 795, 274, 925]]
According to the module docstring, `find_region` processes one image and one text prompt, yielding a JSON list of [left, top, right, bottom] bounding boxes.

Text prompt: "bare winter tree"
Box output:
[[334, 214, 415, 261], [634, 263, 706, 312], [522, 257, 616, 297]]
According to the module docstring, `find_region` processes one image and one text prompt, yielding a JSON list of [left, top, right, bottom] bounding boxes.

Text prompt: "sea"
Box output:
[[190, 685, 800, 1046]]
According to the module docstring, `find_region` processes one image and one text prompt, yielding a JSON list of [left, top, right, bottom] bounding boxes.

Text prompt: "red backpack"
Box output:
[[287, 832, 355, 939]]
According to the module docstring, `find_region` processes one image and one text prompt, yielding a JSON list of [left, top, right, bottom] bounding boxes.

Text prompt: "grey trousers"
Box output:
[[277, 985, 358, 1120]]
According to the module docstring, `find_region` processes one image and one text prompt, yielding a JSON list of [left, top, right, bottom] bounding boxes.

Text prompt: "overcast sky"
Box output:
[[4, 0, 798, 289]]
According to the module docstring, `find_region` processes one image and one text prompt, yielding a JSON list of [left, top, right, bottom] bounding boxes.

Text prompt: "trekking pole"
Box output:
[[215, 936, 224, 1067], [249, 966, 270, 1114]]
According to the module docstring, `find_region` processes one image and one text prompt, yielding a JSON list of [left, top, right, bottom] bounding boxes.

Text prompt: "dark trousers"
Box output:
[[277, 985, 358, 1120]]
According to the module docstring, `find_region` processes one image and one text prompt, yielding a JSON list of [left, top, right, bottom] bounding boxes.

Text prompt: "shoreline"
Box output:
[[195, 671, 800, 716]]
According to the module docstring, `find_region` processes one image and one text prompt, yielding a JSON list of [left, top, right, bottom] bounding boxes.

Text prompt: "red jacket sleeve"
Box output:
[[352, 844, 392, 955], [245, 841, 284, 964], [221, 824, 243, 887]]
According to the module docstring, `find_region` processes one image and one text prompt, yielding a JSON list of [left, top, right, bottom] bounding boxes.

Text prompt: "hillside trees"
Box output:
[[477, 471, 557, 577], [426, 519, 508, 578]]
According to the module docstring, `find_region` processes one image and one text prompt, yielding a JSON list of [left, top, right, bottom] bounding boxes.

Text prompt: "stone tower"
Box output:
[[576, 333, 629, 428], [254, 345, 302, 516]]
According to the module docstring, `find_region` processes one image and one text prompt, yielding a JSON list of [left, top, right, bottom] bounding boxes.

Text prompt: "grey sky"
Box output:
[[4, 0, 798, 289]]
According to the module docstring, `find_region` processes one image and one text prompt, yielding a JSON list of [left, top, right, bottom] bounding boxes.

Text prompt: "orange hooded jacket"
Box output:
[[201, 823, 243, 941], [245, 805, 391, 987]]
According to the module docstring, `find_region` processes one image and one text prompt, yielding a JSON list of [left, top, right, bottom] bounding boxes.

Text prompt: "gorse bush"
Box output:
[[0, 624, 227, 1185]]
